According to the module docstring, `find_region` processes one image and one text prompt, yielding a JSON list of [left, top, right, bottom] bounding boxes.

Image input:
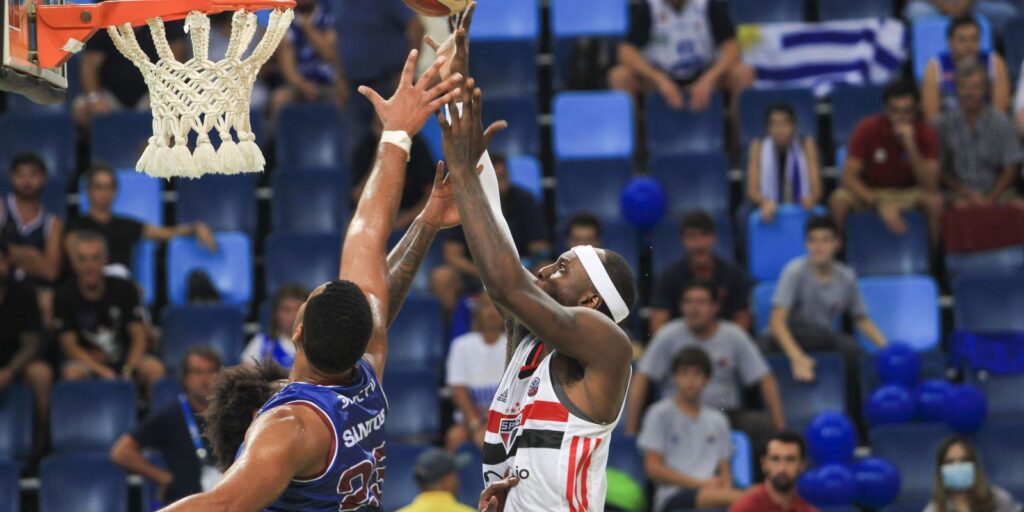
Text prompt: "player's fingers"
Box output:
[[424, 35, 440, 51], [429, 87, 464, 113], [425, 72, 463, 100], [436, 108, 451, 131], [434, 161, 446, 185], [418, 56, 448, 91], [483, 120, 508, 147], [357, 86, 385, 111], [399, 49, 419, 87], [476, 164, 485, 176], [462, 2, 477, 31]]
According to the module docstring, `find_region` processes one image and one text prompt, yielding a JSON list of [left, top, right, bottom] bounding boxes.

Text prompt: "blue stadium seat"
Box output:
[[0, 385, 31, 462], [870, 423, 951, 502], [730, 0, 804, 24], [767, 353, 846, 431], [554, 91, 635, 161], [748, 205, 819, 282], [953, 275, 1024, 332], [881, 503, 930, 512], [161, 305, 244, 369], [0, 458, 17, 512], [380, 444, 429, 511], [150, 377, 182, 414], [51, 380, 135, 454], [649, 153, 729, 217], [608, 436, 645, 487], [166, 232, 253, 306], [947, 245, 1024, 278], [0, 110, 76, 183], [970, 373, 1024, 420], [40, 453, 127, 512], [387, 296, 445, 367], [90, 111, 153, 170], [912, 15, 993, 81], [420, 116, 443, 167], [271, 171, 350, 234], [645, 93, 725, 155], [1004, 17, 1024, 87], [555, 162, 632, 221], [484, 97, 539, 156], [817, 0, 893, 20], [557, 218, 640, 271], [175, 174, 256, 234], [78, 170, 164, 226], [858, 276, 940, 352], [469, 0, 538, 99], [846, 212, 930, 276], [551, 0, 628, 38], [976, 419, 1024, 496], [276, 102, 345, 170], [132, 240, 156, 306], [860, 350, 947, 409], [456, 444, 485, 507], [383, 368, 440, 441], [508, 155, 542, 199], [264, 232, 341, 296], [753, 281, 777, 335], [738, 88, 817, 146], [731, 431, 753, 489], [831, 85, 884, 145], [650, 215, 735, 276]]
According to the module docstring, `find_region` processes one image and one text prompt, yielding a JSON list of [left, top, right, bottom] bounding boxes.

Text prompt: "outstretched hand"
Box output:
[[358, 49, 463, 135], [424, 2, 476, 81], [478, 476, 519, 512], [436, 79, 507, 177], [420, 161, 488, 229]]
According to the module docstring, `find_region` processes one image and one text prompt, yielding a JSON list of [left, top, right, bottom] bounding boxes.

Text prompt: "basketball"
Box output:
[[402, 0, 469, 17]]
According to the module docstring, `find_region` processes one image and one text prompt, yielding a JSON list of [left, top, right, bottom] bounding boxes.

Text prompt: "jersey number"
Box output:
[[337, 443, 386, 511]]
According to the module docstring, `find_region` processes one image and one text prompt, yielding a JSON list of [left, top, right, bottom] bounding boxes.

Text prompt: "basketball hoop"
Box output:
[[33, 0, 296, 177]]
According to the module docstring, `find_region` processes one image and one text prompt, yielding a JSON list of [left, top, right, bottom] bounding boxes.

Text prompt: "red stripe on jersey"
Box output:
[[576, 437, 591, 510], [579, 437, 601, 511], [566, 436, 579, 512], [485, 400, 569, 434]]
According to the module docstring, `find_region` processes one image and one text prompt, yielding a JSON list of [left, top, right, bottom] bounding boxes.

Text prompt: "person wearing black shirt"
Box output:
[[67, 165, 216, 274], [650, 211, 752, 334], [111, 347, 223, 505], [54, 231, 164, 390], [428, 154, 551, 317]]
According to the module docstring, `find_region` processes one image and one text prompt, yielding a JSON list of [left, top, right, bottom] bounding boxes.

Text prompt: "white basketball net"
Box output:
[[107, 8, 294, 178]]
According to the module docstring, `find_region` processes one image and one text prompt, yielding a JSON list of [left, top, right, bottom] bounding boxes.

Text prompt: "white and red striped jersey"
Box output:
[[482, 336, 626, 511]]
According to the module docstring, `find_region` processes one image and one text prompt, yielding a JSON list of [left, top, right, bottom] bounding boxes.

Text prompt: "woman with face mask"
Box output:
[[925, 436, 1022, 512]]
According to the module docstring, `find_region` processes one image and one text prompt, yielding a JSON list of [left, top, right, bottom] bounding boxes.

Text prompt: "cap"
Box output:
[[413, 448, 471, 487]]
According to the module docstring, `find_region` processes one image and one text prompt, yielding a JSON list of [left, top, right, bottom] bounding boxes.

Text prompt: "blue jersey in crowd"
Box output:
[[254, 358, 388, 512]]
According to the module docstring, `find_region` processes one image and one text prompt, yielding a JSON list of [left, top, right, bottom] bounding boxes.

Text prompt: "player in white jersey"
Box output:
[[434, 23, 638, 507]]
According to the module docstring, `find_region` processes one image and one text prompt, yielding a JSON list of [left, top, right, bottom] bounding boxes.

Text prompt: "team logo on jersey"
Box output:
[[499, 417, 521, 452], [527, 377, 540, 397], [496, 389, 508, 403]]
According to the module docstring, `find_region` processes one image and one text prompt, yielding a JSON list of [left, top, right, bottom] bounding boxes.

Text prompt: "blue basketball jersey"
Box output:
[[255, 358, 388, 512]]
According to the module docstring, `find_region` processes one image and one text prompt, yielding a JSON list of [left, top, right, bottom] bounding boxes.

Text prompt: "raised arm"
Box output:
[[343, 51, 463, 377]]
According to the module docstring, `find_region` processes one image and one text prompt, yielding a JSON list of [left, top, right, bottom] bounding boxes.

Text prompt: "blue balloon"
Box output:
[[852, 457, 901, 508], [798, 464, 857, 507], [805, 412, 856, 465], [866, 385, 916, 426], [876, 343, 921, 387], [945, 384, 988, 434], [915, 379, 952, 422], [619, 177, 666, 230]]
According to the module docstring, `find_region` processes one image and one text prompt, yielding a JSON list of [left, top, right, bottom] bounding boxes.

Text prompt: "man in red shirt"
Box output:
[[730, 431, 817, 512], [830, 79, 944, 243]]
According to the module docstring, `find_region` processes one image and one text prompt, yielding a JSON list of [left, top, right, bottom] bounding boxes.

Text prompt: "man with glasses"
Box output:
[[729, 431, 815, 512], [829, 79, 945, 243]]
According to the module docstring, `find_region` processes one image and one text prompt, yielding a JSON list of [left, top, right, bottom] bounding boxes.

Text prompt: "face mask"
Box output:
[[942, 462, 976, 491]]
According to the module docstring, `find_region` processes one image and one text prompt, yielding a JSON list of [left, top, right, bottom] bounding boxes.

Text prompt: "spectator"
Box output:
[[241, 285, 307, 369], [745, 104, 822, 222], [904, 1, 1018, 32], [351, 117, 436, 230], [922, 16, 1010, 123], [0, 153, 63, 323], [55, 231, 164, 390], [430, 154, 550, 318], [937, 61, 1024, 207], [68, 164, 217, 277], [639, 347, 746, 511], [270, 0, 349, 120], [829, 80, 944, 242], [110, 347, 224, 505], [564, 212, 603, 249], [650, 211, 751, 334], [444, 293, 506, 451], [729, 431, 815, 512], [397, 448, 475, 512], [0, 243, 53, 456], [73, 20, 185, 127], [608, 0, 753, 128], [925, 435, 1023, 512], [629, 281, 785, 470]]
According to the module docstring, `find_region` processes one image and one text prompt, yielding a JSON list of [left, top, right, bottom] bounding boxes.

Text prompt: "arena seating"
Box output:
[[645, 93, 726, 156], [767, 352, 847, 431], [483, 97, 540, 156], [90, 112, 152, 170], [607, 435, 645, 488], [830, 84, 884, 147], [51, 380, 135, 454], [507, 155, 543, 199], [969, 373, 1024, 420], [276, 102, 346, 171], [0, 110, 76, 183], [387, 296, 445, 367], [976, 419, 1024, 497], [160, 305, 245, 369], [40, 453, 127, 512], [946, 245, 1024, 278], [1003, 17, 1024, 85], [870, 422, 951, 503], [846, 212, 930, 276], [731, 430, 753, 489], [0, 458, 17, 512], [166, 232, 253, 306], [0, 384, 31, 463], [953, 275, 1024, 332], [150, 377, 183, 414], [382, 367, 441, 441], [467, 0, 539, 100], [753, 281, 777, 334], [648, 152, 730, 218], [175, 174, 257, 234], [270, 170, 350, 234], [456, 444, 486, 506], [729, 0, 805, 24], [817, 0, 893, 20], [263, 232, 342, 296], [380, 443, 429, 511], [747, 205, 821, 281], [858, 276, 940, 351]]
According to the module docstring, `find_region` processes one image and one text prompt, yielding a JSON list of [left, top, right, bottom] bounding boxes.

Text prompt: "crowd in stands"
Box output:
[[3, 0, 1024, 511]]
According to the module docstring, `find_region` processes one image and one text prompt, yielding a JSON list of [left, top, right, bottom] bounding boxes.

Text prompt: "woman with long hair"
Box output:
[[925, 435, 1022, 512]]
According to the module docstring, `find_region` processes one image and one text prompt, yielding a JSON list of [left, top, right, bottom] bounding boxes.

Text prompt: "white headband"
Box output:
[[571, 245, 629, 324]]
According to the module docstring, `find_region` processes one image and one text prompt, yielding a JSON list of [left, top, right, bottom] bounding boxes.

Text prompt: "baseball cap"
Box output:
[[413, 448, 471, 487]]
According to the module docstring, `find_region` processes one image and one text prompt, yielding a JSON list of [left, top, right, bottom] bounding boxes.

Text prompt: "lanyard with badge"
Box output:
[[178, 394, 222, 491]]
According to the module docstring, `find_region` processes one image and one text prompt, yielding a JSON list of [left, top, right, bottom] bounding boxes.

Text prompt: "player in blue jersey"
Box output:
[[162, 50, 464, 512]]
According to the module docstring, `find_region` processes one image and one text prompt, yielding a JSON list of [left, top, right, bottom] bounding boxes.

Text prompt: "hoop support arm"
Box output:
[[35, 0, 295, 68]]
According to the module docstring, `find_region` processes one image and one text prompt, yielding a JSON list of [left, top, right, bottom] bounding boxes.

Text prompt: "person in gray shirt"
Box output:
[[639, 347, 746, 512], [628, 281, 784, 478]]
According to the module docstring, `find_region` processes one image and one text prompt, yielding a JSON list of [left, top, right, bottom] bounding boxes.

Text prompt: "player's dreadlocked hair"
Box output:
[[204, 361, 288, 472]]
